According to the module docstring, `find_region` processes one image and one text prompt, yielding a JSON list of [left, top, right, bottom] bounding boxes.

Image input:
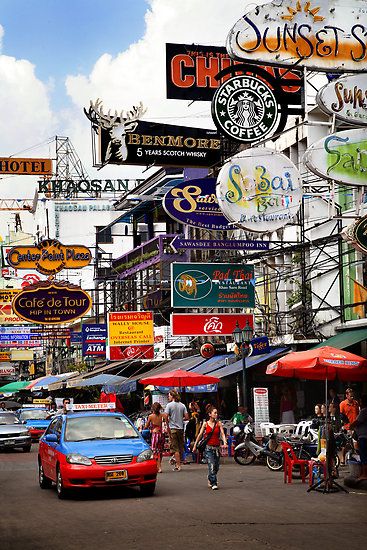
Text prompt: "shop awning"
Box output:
[[209, 347, 289, 379], [312, 327, 367, 349], [187, 354, 232, 374], [76, 374, 127, 387]]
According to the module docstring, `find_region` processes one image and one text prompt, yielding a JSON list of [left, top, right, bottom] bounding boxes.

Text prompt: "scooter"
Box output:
[[233, 423, 281, 467]]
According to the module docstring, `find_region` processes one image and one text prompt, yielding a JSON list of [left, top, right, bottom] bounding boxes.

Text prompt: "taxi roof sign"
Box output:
[[66, 402, 116, 411]]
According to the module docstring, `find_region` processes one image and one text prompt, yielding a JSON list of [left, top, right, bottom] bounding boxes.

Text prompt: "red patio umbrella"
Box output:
[[139, 368, 220, 387]]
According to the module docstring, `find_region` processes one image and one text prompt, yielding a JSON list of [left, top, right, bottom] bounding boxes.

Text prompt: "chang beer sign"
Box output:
[[303, 129, 367, 185], [226, 0, 367, 72], [317, 74, 367, 125], [216, 149, 302, 233], [7, 239, 92, 275]]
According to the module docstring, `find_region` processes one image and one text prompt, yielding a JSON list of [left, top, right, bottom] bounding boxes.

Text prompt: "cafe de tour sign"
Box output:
[[12, 280, 92, 325], [7, 239, 92, 276], [303, 128, 367, 186], [316, 74, 367, 126], [226, 0, 367, 72], [216, 149, 302, 233]]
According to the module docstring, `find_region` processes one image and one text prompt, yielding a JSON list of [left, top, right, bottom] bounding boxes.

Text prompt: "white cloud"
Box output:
[[0, 25, 4, 52]]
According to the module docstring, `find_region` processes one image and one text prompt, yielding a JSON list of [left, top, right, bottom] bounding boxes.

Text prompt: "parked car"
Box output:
[[17, 407, 52, 441], [38, 410, 157, 499], [0, 411, 32, 452]]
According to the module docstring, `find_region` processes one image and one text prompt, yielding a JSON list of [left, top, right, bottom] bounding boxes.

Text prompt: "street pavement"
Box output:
[[1, 446, 366, 550]]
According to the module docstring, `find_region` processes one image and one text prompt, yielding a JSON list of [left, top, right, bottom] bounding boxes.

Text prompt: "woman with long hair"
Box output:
[[192, 405, 227, 490], [145, 402, 169, 473]]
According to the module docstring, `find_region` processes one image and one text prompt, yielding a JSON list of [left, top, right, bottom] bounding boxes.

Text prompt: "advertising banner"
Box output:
[[0, 289, 24, 325], [109, 345, 155, 361], [249, 336, 270, 357], [303, 128, 367, 186], [316, 74, 367, 126], [171, 263, 255, 308], [165, 42, 304, 110], [171, 313, 254, 336], [0, 157, 52, 175], [0, 365, 15, 375], [216, 149, 302, 233], [12, 281, 92, 325], [227, 0, 367, 73], [253, 387, 270, 437], [10, 350, 34, 361], [7, 239, 92, 275], [108, 312, 154, 347], [82, 324, 107, 357], [163, 178, 231, 231]]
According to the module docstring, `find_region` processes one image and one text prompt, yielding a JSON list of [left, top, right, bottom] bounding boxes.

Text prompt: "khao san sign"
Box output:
[[303, 129, 367, 186], [317, 74, 367, 126], [216, 149, 302, 233], [227, 0, 367, 72]]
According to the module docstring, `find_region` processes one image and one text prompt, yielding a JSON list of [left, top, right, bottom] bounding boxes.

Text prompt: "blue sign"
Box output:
[[82, 323, 107, 357], [0, 334, 42, 341], [249, 336, 270, 357], [163, 178, 230, 231], [171, 237, 269, 252], [70, 331, 83, 344], [156, 384, 217, 393]]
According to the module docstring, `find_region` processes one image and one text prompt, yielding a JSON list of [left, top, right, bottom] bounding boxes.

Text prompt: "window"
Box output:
[[96, 226, 113, 244]]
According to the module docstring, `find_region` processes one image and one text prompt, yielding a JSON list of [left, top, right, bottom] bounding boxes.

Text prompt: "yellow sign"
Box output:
[[0, 289, 23, 325], [0, 157, 52, 175], [33, 399, 49, 404], [0, 352, 11, 362], [7, 239, 92, 275], [11, 350, 33, 361], [108, 311, 154, 346]]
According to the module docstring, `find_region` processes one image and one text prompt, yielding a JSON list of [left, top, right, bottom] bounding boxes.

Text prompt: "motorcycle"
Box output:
[[233, 423, 281, 467]]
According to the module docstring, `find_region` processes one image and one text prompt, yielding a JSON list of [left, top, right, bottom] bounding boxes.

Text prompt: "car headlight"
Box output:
[[66, 453, 93, 466], [137, 449, 154, 463]]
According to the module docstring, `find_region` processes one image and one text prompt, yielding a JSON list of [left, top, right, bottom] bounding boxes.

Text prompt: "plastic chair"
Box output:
[[308, 459, 327, 487], [259, 422, 277, 436], [280, 441, 309, 484], [294, 420, 312, 439]]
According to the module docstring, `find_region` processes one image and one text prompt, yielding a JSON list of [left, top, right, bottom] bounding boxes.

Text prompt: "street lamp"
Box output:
[[232, 320, 254, 408]]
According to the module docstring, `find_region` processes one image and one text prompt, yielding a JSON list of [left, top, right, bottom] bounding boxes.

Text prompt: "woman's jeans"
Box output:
[[205, 446, 220, 486]]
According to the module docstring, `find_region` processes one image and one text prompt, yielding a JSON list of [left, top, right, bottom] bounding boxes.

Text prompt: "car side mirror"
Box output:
[[44, 433, 58, 443], [141, 429, 150, 441]]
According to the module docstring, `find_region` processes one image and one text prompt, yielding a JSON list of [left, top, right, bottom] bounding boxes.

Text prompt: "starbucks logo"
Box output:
[[212, 75, 278, 143]]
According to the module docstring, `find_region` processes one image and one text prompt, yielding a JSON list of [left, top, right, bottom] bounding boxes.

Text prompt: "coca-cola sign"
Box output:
[[171, 313, 253, 336], [109, 345, 154, 361]]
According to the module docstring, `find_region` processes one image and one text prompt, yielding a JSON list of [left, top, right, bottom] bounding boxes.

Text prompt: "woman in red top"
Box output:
[[193, 405, 227, 490], [145, 402, 169, 473]]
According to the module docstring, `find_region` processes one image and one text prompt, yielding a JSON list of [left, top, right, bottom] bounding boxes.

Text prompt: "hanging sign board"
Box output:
[[316, 74, 367, 126], [0, 157, 52, 175], [171, 263, 255, 309], [216, 149, 302, 233], [303, 128, 367, 186], [163, 178, 231, 231], [109, 345, 155, 361], [171, 313, 254, 336], [226, 0, 367, 73], [211, 74, 279, 143], [7, 239, 92, 275], [0, 289, 24, 325], [108, 312, 154, 347], [82, 324, 107, 357], [12, 281, 92, 325]]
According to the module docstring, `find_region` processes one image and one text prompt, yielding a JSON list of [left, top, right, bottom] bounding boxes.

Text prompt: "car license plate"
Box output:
[[4, 440, 15, 445], [105, 470, 128, 481]]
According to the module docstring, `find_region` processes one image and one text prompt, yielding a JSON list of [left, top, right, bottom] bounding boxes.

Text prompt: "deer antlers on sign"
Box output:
[[84, 98, 146, 163]]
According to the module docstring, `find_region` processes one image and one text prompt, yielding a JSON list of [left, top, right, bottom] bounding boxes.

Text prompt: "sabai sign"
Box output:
[[216, 149, 302, 233], [303, 128, 367, 185], [7, 239, 92, 275], [227, 0, 367, 72], [317, 74, 367, 126]]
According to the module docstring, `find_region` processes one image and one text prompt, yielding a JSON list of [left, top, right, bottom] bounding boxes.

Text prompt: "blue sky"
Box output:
[[0, 0, 148, 110]]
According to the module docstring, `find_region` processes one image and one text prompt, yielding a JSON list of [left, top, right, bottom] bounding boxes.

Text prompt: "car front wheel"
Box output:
[[140, 482, 156, 496], [56, 467, 69, 499], [39, 461, 52, 489]]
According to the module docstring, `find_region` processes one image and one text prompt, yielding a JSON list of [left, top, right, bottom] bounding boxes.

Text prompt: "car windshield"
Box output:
[[64, 415, 139, 442], [0, 413, 20, 425], [20, 410, 49, 420]]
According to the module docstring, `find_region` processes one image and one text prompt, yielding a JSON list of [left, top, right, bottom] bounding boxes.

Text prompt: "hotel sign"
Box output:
[[227, 0, 367, 72], [171, 263, 255, 309], [216, 149, 302, 233], [7, 239, 92, 275], [316, 74, 367, 126], [303, 128, 367, 186], [12, 281, 92, 325], [0, 157, 52, 175]]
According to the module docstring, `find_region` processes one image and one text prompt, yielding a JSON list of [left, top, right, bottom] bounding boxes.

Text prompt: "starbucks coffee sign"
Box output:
[[216, 149, 302, 233], [212, 75, 278, 143]]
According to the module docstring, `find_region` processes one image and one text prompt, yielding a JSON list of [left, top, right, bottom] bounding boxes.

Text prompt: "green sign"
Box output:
[[171, 263, 255, 309]]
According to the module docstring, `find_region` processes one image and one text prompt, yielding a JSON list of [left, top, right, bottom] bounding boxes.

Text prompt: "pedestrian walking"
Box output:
[[350, 394, 367, 481], [144, 402, 169, 473], [193, 405, 227, 490], [165, 390, 189, 471]]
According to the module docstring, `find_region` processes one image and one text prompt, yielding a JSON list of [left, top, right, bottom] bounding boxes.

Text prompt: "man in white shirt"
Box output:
[[165, 390, 188, 471]]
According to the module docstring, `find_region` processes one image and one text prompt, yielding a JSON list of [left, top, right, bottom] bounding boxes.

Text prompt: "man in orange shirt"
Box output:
[[340, 388, 360, 430]]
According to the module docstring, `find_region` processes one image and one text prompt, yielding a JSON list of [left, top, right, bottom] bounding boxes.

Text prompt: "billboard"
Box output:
[[107, 312, 154, 361], [171, 263, 255, 308], [171, 313, 254, 336], [0, 157, 52, 175], [227, 0, 367, 73], [316, 74, 367, 126], [82, 324, 107, 357]]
